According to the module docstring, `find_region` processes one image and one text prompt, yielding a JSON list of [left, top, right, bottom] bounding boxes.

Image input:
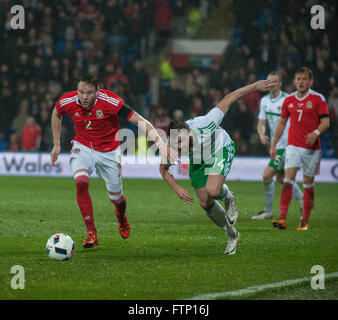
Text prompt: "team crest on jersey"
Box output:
[[289, 103, 294, 108], [306, 101, 313, 109], [277, 105, 281, 111], [96, 110, 104, 118]]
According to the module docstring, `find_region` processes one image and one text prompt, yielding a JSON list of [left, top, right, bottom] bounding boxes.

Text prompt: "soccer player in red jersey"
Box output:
[[50, 74, 176, 247], [270, 67, 330, 230]]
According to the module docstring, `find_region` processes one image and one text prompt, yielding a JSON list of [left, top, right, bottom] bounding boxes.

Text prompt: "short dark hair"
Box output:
[[295, 67, 313, 79], [78, 74, 99, 89], [168, 120, 190, 137]]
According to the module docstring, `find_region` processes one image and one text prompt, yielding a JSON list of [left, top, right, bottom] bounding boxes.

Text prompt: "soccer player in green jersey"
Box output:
[[252, 71, 303, 220], [160, 79, 275, 255]]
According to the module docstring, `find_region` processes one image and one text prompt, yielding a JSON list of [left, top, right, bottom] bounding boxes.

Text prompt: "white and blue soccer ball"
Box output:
[[46, 233, 75, 260]]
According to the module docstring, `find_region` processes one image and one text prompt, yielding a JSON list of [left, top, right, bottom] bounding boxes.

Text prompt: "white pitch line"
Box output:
[[186, 272, 338, 300]]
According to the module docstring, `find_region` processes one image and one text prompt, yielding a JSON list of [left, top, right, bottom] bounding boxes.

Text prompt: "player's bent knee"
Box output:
[[205, 186, 221, 199], [263, 175, 273, 183], [75, 175, 89, 192], [108, 191, 122, 201]]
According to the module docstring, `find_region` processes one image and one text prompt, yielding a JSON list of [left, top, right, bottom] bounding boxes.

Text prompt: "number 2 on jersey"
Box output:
[[85, 120, 93, 129], [296, 109, 303, 122]]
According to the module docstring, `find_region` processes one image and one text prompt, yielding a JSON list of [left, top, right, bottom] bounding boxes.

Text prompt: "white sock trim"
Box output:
[[283, 178, 295, 185], [303, 183, 315, 189], [107, 191, 122, 201], [74, 171, 89, 179]]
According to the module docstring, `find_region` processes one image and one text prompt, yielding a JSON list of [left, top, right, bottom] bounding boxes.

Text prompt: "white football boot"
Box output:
[[224, 193, 238, 226], [224, 230, 240, 255], [251, 210, 272, 220]]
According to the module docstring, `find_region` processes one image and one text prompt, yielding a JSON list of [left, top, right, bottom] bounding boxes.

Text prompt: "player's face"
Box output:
[[171, 129, 192, 155], [294, 72, 313, 94], [77, 82, 98, 109], [267, 74, 281, 94]]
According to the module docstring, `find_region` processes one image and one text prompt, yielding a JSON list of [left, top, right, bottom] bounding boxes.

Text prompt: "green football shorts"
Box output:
[[189, 141, 236, 189], [268, 149, 285, 171]]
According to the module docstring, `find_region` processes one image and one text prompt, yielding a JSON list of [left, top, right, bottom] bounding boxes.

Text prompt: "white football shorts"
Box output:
[[284, 145, 321, 176], [70, 141, 122, 193]]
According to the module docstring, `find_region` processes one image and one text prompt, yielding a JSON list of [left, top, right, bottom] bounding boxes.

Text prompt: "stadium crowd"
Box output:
[[0, 0, 337, 158]]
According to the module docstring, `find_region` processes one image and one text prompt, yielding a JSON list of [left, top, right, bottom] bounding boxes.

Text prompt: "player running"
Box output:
[[270, 67, 330, 230], [160, 79, 275, 255], [252, 71, 303, 220], [51, 74, 176, 248]]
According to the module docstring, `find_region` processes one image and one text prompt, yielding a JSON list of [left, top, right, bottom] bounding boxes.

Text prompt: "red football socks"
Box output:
[[280, 182, 293, 219], [111, 194, 127, 218], [302, 186, 315, 223], [75, 175, 96, 234]]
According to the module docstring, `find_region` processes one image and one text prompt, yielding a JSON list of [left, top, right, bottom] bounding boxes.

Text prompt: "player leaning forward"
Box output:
[[51, 74, 175, 248], [270, 67, 330, 230], [160, 79, 275, 255]]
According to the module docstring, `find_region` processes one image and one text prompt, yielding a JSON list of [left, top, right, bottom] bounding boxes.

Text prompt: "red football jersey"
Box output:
[[280, 89, 329, 150], [55, 89, 133, 152]]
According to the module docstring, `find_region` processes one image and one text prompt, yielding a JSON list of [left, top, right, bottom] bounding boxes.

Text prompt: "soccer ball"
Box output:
[[46, 233, 75, 260]]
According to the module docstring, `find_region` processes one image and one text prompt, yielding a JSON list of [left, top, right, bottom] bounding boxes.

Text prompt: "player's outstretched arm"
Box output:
[[50, 107, 62, 166], [128, 111, 178, 164], [159, 164, 194, 205], [269, 118, 287, 159], [215, 79, 275, 115]]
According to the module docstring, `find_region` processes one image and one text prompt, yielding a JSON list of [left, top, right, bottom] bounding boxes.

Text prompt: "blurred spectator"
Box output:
[[154, 0, 173, 53], [129, 60, 150, 117], [190, 96, 204, 118], [314, 58, 330, 99], [208, 60, 223, 91], [186, 5, 201, 38], [11, 100, 30, 140], [172, 109, 184, 121], [21, 116, 42, 152], [151, 107, 171, 136], [162, 79, 187, 116], [232, 129, 249, 155], [185, 68, 208, 96], [111, 66, 129, 90], [186, 82, 206, 110], [171, 0, 186, 37], [159, 54, 176, 89], [242, 74, 261, 114], [140, 0, 154, 56], [8, 133, 20, 152], [233, 99, 254, 142]]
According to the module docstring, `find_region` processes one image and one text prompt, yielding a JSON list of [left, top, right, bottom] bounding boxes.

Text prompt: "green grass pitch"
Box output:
[[0, 176, 337, 300]]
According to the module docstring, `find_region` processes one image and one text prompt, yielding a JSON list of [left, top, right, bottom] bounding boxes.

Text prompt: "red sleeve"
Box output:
[[55, 99, 64, 116], [317, 96, 329, 116], [280, 99, 290, 119], [100, 90, 125, 115], [55, 94, 73, 116]]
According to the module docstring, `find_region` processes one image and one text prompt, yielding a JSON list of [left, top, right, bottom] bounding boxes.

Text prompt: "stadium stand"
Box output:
[[0, 0, 337, 157]]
